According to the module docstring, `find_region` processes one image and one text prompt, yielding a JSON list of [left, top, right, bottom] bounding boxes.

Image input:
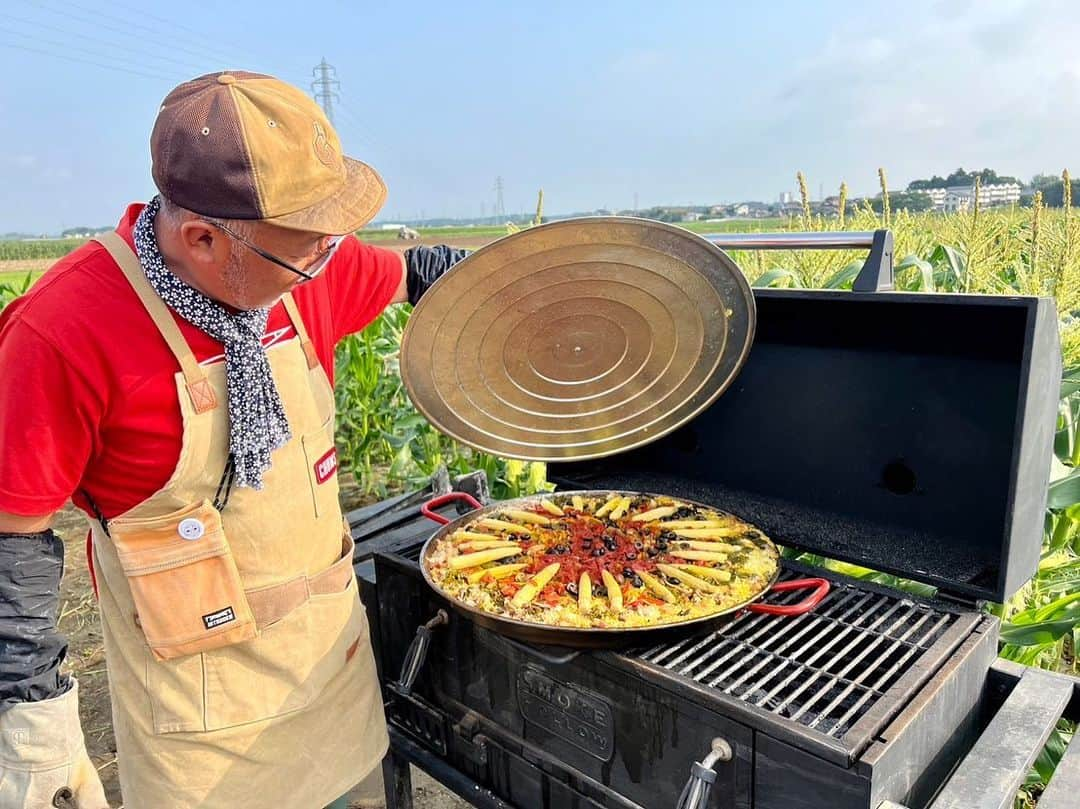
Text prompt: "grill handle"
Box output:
[[421, 492, 484, 525], [748, 577, 830, 615], [390, 610, 449, 698], [704, 229, 894, 292]]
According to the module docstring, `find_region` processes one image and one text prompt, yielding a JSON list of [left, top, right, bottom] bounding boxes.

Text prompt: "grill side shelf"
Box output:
[[923, 666, 1078, 809]]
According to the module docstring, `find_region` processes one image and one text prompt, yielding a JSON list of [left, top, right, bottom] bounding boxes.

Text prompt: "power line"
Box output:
[[0, 39, 176, 83], [45, 0, 265, 69], [2, 10, 209, 76], [1, 27, 179, 81], [101, 0, 268, 65], [311, 58, 340, 125], [30, 0, 231, 74], [331, 101, 384, 157]]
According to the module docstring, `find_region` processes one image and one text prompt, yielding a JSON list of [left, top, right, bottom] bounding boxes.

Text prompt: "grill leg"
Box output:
[[382, 748, 414, 809]]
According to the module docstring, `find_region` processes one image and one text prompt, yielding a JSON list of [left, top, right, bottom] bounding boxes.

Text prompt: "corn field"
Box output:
[[2, 176, 1078, 805], [0, 238, 86, 261]]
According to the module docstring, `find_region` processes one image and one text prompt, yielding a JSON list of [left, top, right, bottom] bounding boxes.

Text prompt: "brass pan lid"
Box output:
[[400, 217, 756, 461]]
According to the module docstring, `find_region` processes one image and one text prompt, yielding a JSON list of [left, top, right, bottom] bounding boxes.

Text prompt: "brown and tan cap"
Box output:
[[150, 70, 386, 235]]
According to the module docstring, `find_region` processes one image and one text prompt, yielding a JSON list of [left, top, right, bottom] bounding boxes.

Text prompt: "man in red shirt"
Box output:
[[0, 72, 467, 808]]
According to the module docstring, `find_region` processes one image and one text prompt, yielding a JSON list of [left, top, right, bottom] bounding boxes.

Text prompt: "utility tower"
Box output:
[[311, 58, 340, 125], [493, 176, 505, 223]]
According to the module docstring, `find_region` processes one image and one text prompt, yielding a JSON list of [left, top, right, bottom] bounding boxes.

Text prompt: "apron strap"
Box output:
[[280, 292, 320, 370], [95, 231, 218, 414]]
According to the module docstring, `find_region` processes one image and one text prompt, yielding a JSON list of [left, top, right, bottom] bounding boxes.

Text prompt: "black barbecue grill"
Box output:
[[349, 231, 1080, 809]]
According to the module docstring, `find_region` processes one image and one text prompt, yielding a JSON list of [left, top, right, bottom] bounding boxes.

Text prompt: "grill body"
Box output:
[[355, 509, 997, 809], [350, 237, 1071, 807]]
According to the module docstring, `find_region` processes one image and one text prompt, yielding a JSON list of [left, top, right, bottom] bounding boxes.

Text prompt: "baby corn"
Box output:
[[510, 563, 561, 607], [449, 547, 521, 570]]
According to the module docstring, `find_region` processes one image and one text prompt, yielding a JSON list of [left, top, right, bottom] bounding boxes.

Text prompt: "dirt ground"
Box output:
[[53, 479, 468, 808]]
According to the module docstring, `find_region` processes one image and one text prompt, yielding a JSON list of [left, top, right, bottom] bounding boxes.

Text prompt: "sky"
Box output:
[[1, 0, 1079, 233]]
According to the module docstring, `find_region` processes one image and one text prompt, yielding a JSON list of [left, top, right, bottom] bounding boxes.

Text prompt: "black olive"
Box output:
[[673, 507, 694, 519], [594, 585, 607, 597], [661, 531, 677, 541], [657, 540, 669, 551], [593, 548, 605, 557], [666, 576, 681, 586], [566, 582, 578, 596], [632, 576, 643, 588], [646, 547, 659, 558], [605, 540, 618, 551], [622, 566, 634, 578], [553, 545, 568, 554], [633, 541, 643, 550], [626, 551, 637, 561]]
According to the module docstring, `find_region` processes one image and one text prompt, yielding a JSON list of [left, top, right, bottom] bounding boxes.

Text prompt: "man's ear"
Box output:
[[179, 220, 228, 267]]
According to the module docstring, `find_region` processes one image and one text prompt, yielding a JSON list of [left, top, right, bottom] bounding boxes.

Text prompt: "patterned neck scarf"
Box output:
[[133, 196, 290, 490]]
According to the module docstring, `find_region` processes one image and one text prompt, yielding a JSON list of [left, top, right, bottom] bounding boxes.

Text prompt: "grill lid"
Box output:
[[551, 283, 1061, 603], [399, 218, 755, 461]]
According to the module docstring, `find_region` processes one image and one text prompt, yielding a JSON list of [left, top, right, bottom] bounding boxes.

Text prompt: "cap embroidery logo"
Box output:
[[312, 121, 335, 167]]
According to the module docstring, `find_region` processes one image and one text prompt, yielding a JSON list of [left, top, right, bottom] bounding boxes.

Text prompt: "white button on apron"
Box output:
[[177, 518, 205, 540]]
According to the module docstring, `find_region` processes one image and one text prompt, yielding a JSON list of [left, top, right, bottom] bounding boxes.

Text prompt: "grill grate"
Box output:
[[637, 569, 956, 741]]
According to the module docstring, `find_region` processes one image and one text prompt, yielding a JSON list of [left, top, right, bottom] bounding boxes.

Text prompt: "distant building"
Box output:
[[779, 191, 794, 204], [925, 183, 1021, 212], [732, 203, 751, 216], [925, 188, 948, 208], [681, 211, 704, 222]]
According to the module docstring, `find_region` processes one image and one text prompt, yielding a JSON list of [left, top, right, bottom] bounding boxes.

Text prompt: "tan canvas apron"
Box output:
[[86, 232, 388, 808]]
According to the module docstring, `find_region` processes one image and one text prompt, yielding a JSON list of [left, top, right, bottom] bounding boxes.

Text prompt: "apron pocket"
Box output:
[[110, 499, 257, 662], [301, 414, 341, 518], [202, 575, 365, 731]]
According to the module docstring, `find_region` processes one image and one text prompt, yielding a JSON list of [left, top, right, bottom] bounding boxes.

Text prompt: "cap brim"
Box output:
[[262, 157, 387, 235]]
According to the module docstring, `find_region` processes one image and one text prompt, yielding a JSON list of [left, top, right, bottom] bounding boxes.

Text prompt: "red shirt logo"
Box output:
[[314, 447, 338, 484]]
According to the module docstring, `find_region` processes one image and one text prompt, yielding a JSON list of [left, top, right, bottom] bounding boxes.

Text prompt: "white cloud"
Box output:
[[760, 0, 1080, 189]]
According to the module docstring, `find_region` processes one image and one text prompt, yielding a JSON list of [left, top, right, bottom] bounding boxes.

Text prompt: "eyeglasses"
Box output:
[[207, 220, 344, 282]]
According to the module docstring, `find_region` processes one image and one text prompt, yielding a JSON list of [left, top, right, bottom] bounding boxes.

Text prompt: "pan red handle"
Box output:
[[421, 492, 483, 525], [748, 577, 830, 615]]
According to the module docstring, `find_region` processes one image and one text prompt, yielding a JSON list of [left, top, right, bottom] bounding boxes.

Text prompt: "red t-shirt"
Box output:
[[0, 203, 403, 519]]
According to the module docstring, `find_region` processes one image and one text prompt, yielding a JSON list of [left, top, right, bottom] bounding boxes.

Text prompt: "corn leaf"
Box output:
[[928, 243, 967, 290], [1048, 468, 1080, 510], [753, 268, 805, 288], [1032, 723, 1073, 785], [1001, 591, 1080, 645], [1062, 366, 1080, 398], [822, 260, 863, 290], [1001, 617, 1079, 646], [895, 253, 935, 291]]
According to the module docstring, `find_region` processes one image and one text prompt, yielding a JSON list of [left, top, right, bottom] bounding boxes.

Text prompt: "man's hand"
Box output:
[[0, 679, 111, 808], [401, 245, 472, 305]]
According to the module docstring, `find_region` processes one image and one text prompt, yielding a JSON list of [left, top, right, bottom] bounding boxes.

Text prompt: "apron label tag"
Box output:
[[314, 447, 338, 484], [202, 606, 237, 629]]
